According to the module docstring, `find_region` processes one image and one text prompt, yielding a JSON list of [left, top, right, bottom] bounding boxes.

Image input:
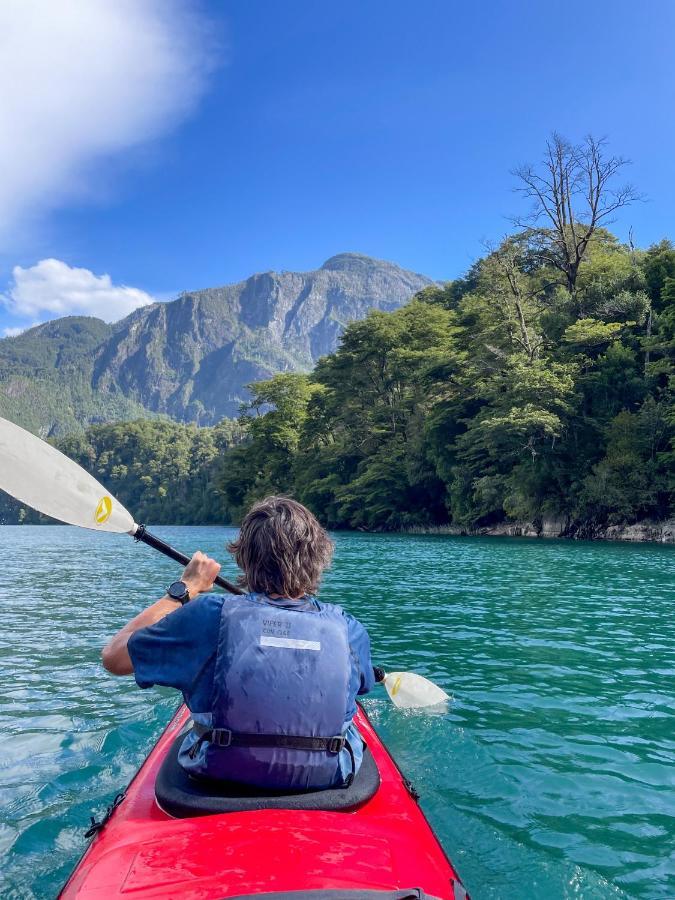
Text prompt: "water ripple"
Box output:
[[0, 526, 673, 898]]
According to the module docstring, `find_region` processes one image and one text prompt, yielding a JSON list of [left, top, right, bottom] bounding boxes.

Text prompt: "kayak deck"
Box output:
[[60, 705, 465, 899]]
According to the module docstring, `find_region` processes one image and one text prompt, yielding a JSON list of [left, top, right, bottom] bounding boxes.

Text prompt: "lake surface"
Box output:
[[0, 526, 673, 899]]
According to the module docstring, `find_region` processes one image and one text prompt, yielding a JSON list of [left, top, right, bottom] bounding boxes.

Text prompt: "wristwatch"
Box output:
[[167, 581, 190, 605]]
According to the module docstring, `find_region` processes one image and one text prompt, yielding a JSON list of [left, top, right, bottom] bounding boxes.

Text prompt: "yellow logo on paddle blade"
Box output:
[[391, 676, 402, 696], [94, 495, 112, 525]]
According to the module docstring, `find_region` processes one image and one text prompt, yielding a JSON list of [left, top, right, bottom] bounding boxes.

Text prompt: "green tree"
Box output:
[[296, 301, 460, 528], [57, 418, 243, 524], [219, 374, 320, 520], [644, 240, 675, 310], [578, 399, 673, 523]]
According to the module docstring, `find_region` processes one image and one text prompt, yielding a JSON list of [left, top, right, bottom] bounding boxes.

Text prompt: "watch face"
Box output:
[[168, 581, 188, 601]]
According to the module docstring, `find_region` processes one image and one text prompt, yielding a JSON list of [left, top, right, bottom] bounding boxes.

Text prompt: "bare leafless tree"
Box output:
[[512, 133, 641, 294]]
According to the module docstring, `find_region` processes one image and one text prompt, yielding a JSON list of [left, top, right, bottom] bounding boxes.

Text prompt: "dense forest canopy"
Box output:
[[219, 136, 674, 532], [1, 135, 672, 533], [0, 419, 244, 526], [60, 419, 245, 525]]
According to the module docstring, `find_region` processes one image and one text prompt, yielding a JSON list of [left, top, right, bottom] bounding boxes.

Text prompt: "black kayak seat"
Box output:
[[155, 731, 381, 818]]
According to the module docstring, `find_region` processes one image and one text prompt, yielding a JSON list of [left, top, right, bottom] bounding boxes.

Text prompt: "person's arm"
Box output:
[[101, 551, 221, 675], [345, 613, 376, 695]]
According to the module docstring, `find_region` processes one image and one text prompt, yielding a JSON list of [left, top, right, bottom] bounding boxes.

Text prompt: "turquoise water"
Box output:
[[0, 526, 673, 899]]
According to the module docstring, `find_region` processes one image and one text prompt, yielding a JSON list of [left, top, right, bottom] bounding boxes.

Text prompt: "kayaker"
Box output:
[[101, 496, 376, 791]]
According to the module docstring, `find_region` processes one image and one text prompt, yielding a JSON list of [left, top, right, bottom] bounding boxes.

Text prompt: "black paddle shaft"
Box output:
[[133, 524, 244, 595]]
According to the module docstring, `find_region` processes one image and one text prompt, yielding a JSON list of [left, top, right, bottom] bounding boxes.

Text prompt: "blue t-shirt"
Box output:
[[127, 593, 375, 785]]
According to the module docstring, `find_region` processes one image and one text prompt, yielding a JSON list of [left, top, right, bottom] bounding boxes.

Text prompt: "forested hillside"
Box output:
[[0, 318, 149, 437], [219, 139, 674, 534], [0, 419, 243, 526], [2, 136, 673, 535], [59, 419, 244, 524]]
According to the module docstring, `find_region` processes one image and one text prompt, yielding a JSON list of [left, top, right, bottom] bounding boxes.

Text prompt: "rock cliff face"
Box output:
[[0, 253, 432, 433], [94, 253, 431, 422]]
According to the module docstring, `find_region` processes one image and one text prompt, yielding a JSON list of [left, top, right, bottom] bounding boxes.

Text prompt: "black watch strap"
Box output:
[[167, 581, 190, 604]]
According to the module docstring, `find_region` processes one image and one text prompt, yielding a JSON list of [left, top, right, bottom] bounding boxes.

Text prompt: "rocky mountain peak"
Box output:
[[0, 253, 433, 434], [320, 252, 385, 272]]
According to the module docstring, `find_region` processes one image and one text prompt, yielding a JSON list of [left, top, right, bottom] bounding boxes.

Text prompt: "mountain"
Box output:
[[0, 317, 150, 437], [0, 253, 432, 435]]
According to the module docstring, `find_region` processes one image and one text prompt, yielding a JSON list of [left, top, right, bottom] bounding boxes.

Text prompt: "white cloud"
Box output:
[[2, 259, 154, 323], [2, 325, 28, 338], [0, 0, 217, 239]]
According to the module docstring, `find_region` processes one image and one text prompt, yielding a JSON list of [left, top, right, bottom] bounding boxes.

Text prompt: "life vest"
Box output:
[[189, 593, 353, 790]]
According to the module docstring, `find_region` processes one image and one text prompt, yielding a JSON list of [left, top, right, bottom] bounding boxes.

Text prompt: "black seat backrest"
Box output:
[[154, 732, 381, 818]]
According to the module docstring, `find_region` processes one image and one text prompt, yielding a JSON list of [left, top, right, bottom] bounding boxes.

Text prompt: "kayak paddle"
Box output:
[[381, 671, 450, 708], [0, 415, 450, 708], [0, 415, 243, 594]]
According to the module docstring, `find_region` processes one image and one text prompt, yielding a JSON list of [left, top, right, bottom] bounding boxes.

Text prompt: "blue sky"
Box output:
[[1, 0, 674, 335]]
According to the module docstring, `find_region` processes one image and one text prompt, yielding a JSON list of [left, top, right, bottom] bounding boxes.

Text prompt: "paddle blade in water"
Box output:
[[0, 416, 135, 533], [383, 672, 450, 709]]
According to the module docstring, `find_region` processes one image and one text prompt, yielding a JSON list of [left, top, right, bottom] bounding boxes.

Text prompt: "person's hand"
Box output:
[[180, 551, 221, 599]]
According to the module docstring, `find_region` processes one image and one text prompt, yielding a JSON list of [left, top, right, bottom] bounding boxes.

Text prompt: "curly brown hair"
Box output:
[[228, 496, 333, 598]]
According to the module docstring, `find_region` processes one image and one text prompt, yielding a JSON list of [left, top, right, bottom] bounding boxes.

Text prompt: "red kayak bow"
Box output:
[[60, 704, 467, 899]]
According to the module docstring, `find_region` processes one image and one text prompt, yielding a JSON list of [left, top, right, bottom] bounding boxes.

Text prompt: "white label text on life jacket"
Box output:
[[260, 636, 321, 651]]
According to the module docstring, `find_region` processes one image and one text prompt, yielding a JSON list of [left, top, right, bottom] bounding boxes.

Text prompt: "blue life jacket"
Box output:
[[186, 593, 355, 790]]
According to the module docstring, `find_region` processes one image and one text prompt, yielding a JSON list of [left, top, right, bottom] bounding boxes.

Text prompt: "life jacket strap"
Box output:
[[190, 722, 347, 754]]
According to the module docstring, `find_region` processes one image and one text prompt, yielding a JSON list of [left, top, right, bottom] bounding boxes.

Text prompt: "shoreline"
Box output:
[[2, 518, 674, 545], [401, 518, 675, 545]]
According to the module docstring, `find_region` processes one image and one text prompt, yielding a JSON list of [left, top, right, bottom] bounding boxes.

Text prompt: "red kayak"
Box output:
[[60, 704, 467, 899]]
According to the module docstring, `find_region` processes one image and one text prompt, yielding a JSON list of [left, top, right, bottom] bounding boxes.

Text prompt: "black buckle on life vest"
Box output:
[[210, 728, 232, 748], [327, 735, 346, 753]]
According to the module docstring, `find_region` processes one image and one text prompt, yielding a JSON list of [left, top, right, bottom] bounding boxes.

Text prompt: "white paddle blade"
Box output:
[[383, 672, 450, 709], [0, 416, 135, 533]]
